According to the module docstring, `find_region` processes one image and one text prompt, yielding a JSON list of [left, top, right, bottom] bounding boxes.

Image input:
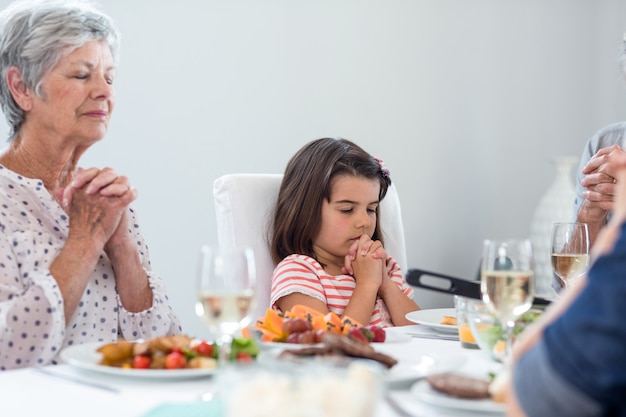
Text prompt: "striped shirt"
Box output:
[[270, 254, 414, 327]]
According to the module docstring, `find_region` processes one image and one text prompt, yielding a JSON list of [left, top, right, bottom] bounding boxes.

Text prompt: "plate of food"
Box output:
[[260, 327, 410, 350], [262, 330, 463, 387], [60, 335, 260, 379], [405, 308, 458, 334], [411, 374, 505, 414], [60, 342, 217, 379]]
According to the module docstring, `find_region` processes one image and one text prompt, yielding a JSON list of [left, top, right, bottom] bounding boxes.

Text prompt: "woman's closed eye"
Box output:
[[72, 72, 115, 85], [338, 207, 377, 215]]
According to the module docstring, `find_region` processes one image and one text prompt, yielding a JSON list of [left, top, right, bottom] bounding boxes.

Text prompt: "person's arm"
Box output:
[[272, 253, 379, 326], [105, 209, 153, 313], [59, 168, 181, 336], [52, 170, 135, 323], [272, 256, 332, 315], [0, 231, 67, 369], [377, 258, 419, 326], [110, 208, 182, 338], [574, 123, 626, 247], [342, 236, 418, 325], [340, 235, 388, 325], [507, 337, 602, 417], [576, 145, 621, 247], [62, 168, 151, 313]]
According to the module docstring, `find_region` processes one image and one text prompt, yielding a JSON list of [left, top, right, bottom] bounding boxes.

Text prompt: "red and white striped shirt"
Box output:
[[270, 254, 414, 327]]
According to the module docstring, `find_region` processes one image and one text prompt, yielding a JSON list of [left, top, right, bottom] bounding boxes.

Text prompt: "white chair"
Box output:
[[213, 173, 408, 321]]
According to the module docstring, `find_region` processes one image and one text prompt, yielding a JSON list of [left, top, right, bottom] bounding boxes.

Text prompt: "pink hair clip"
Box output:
[[374, 157, 391, 178]]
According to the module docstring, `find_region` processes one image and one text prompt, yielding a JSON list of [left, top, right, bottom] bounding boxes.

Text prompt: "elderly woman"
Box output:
[[0, 0, 181, 370]]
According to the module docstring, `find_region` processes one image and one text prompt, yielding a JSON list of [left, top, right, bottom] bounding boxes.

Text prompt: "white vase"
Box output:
[[529, 156, 578, 297]]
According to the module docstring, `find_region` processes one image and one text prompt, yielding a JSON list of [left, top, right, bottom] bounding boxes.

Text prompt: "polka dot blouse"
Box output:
[[0, 165, 182, 370]]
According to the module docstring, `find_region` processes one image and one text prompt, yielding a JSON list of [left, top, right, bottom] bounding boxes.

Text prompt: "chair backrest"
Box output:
[[213, 173, 407, 321]]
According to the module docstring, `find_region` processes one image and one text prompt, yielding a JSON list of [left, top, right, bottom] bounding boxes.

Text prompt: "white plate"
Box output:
[[60, 342, 217, 379], [385, 352, 466, 385], [411, 379, 505, 414], [405, 308, 458, 334], [380, 327, 412, 343], [261, 340, 462, 386]]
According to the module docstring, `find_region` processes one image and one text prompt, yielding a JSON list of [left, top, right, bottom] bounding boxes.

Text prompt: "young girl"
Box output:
[[269, 137, 420, 327]]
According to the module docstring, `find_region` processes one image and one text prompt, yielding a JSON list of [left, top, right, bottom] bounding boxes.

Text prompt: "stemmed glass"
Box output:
[[195, 245, 256, 366], [480, 239, 535, 361], [550, 222, 590, 290]]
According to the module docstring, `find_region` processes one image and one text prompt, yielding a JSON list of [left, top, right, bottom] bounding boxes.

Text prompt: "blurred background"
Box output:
[[1, 0, 625, 339]]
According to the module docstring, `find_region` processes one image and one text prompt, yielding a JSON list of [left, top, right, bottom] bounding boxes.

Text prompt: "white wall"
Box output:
[[1, 0, 625, 340]]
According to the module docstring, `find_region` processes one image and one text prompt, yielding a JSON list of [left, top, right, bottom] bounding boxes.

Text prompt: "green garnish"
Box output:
[[229, 337, 260, 360]]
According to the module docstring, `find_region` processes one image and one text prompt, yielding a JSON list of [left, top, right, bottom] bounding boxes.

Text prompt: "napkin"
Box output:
[[141, 400, 222, 417]]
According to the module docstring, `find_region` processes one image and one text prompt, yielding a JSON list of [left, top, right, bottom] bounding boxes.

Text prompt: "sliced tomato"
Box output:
[[165, 351, 187, 369], [235, 352, 253, 363], [132, 354, 151, 369], [192, 341, 214, 357]]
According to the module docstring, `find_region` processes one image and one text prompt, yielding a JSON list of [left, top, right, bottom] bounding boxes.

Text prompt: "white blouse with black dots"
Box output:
[[0, 165, 182, 370]]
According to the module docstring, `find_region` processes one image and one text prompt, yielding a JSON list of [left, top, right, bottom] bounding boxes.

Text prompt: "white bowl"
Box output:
[[217, 359, 383, 417]]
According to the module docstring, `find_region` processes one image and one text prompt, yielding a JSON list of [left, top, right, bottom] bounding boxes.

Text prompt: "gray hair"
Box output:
[[0, 0, 120, 139]]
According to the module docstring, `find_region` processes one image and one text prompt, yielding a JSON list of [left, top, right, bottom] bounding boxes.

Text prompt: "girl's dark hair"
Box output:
[[270, 137, 392, 265]]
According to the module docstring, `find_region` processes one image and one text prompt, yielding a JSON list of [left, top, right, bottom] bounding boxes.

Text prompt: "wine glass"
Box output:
[[480, 239, 535, 361], [195, 245, 256, 366], [550, 222, 590, 289]]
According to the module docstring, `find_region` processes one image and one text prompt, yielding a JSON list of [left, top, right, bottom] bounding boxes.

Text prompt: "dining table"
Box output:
[[0, 322, 504, 417]]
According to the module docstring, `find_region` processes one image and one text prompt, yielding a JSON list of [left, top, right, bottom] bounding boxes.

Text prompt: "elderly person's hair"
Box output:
[[0, 0, 120, 139]]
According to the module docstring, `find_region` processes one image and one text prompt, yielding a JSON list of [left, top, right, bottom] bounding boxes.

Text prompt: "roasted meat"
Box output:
[[278, 331, 398, 369], [426, 372, 491, 399]]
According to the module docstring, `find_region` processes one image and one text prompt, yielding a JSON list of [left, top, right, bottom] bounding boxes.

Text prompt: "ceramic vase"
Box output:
[[529, 156, 578, 297]]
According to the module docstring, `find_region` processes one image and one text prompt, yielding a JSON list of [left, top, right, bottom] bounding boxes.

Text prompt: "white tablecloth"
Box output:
[[0, 325, 503, 417]]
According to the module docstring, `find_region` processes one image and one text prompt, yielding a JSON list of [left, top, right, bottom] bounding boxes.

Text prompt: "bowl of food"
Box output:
[[466, 302, 542, 362], [217, 359, 383, 417]]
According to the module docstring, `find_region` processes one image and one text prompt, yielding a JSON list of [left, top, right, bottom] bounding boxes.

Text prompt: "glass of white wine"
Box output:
[[195, 245, 256, 366], [480, 239, 535, 361], [551, 222, 590, 290]]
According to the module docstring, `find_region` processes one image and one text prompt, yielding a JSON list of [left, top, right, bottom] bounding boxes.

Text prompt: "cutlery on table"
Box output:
[[32, 367, 119, 394], [405, 333, 459, 342]]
